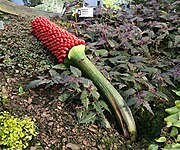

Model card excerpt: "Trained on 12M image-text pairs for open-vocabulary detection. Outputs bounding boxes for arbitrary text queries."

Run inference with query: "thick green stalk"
[68,45,137,141]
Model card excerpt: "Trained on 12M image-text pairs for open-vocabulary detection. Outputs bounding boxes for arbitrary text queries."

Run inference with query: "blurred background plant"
[103,0,132,10]
[34,0,66,13]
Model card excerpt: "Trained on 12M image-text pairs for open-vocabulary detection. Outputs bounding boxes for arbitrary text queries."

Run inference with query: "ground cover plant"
[0,111,37,150]
[0,0,180,149]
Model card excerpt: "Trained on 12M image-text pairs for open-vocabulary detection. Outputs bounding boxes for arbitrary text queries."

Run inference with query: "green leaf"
[70,66,82,77]
[177,134,180,142]
[155,136,166,142]
[80,90,89,111]
[96,49,108,57]
[141,45,151,58]
[84,33,94,41]
[82,97,89,111]
[61,70,71,78]
[164,77,176,87]
[26,79,45,90]
[49,69,62,84]
[18,86,25,95]
[49,69,59,77]
[120,73,135,82]
[79,77,93,89]
[174,35,180,45]
[172,143,180,149]
[99,114,111,128]
[173,90,180,97]
[77,109,83,122]
[1,98,8,104]
[58,92,71,102]
[170,127,178,137]
[165,106,179,115]
[80,90,88,100]
[107,39,119,48]
[91,89,100,100]
[141,67,158,75]
[175,100,180,108]
[168,41,173,48]
[52,64,68,70]
[143,101,154,115]
[164,113,179,127]
[99,100,111,113]
[69,83,81,92]
[163,144,172,149]
[93,101,103,114]
[173,120,180,128]
[148,144,159,150]
[0,129,4,136]
[18,86,24,93]
[108,56,127,65]
[51,75,62,84]
[122,88,136,98]
[156,91,168,101]
[125,42,135,51]
[79,112,96,124]
[127,97,137,106]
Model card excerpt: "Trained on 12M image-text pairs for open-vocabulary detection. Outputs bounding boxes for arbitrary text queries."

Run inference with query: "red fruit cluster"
[31,16,85,63]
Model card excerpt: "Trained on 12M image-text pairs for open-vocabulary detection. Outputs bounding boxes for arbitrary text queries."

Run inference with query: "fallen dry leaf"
[30,146,37,150]
[66,143,80,150]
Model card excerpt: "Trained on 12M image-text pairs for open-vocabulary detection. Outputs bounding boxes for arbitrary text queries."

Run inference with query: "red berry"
[31,16,85,63]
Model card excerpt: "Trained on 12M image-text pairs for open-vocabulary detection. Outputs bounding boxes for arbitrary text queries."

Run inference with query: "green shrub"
[148,90,180,150]
[0,111,37,150]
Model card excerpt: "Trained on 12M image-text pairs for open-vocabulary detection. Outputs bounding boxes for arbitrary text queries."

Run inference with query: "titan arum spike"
[31,16,137,141]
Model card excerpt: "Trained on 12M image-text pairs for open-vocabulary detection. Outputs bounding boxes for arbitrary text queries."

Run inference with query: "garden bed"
[0,0,179,149]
